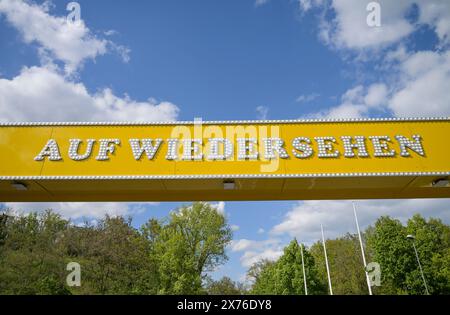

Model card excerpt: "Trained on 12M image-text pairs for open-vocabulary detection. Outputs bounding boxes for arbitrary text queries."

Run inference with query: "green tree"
[366,215,450,295]
[142,202,233,294]
[366,216,413,294]
[310,233,369,295]
[0,203,234,295]
[0,210,71,295]
[2,206,447,296]
[247,259,277,294]
[206,276,245,295]
[276,240,325,295]
[67,216,158,295]
[251,240,326,295]
[0,211,9,247]
[404,215,450,294]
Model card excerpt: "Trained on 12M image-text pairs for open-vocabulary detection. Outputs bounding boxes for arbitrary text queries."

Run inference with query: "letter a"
[34,139,62,161]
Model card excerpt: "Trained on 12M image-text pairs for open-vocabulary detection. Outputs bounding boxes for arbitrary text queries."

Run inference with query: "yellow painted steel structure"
[0,118,449,202]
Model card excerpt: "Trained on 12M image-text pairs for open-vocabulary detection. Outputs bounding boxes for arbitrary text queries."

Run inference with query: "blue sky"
[1,0,354,120]
[1,0,450,283]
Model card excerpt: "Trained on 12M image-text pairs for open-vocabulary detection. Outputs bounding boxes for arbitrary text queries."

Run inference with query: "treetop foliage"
[0,205,448,295]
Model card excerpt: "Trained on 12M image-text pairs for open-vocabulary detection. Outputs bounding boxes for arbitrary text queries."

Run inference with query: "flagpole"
[321,224,333,295]
[300,243,308,295]
[353,201,373,295]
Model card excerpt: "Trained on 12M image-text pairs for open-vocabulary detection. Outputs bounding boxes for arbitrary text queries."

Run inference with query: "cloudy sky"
[1,0,449,282]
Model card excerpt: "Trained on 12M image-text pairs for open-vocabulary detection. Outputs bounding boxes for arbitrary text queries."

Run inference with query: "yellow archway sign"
[1,118,449,202]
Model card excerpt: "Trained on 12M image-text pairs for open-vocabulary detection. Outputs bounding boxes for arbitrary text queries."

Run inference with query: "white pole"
[412,241,430,295]
[300,243,308,295]
[321,224,333,295]
[352,201,373,295]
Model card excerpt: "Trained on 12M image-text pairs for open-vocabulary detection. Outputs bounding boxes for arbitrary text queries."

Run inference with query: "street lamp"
[406,234,430,295]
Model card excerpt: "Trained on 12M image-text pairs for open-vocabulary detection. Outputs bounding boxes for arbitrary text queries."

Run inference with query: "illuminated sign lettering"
[0,118,449,202]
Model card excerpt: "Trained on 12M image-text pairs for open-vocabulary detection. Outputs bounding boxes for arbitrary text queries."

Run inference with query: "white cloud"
[312,103,362,119]
[231,239,256,252]
[257,228,265,234]
[415,0,450,47]
[388,50,450,117]
[0,65,179,122]
[255,0,326,12]
[310,49,450,118]
[256,106,269,120]
[212,201,226,216]
[307,84,388,118]
[231,225,240,232]
[296,93,320,103]
[299,1,450,51]
[305,0,414,50]
[296,1,450,119]
[104,29,118,36]
[298,0,325,12]
[364,83,388,107]
[230,238,283,268]
[271,199,450,245]
[336,0,413,49]
[255,0,270,7]
[0,0,128,74]
[239,248,283,268]
[2,201,158,220]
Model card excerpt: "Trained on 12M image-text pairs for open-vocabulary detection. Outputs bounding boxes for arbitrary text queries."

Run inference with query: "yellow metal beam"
[1,118,449,201]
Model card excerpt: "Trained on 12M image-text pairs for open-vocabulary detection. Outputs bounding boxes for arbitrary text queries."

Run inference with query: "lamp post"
[406,234,430,295]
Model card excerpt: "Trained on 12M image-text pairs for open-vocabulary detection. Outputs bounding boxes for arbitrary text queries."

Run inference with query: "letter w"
[129,139,163,160]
